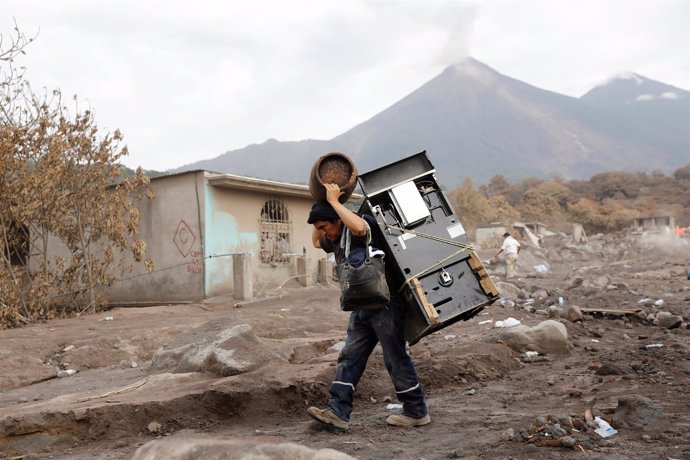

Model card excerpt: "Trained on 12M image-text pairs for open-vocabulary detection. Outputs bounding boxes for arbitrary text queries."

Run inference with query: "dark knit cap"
[307,201,340,224]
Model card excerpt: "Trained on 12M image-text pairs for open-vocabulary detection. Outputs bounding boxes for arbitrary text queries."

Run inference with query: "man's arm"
[325,183,367,237]
[312,226,322,249]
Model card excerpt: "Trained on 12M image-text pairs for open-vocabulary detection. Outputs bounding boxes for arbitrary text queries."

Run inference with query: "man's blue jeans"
[327,296,428,421]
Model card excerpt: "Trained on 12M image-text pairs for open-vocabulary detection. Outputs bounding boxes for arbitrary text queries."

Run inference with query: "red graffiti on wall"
[173,219,196,257]
[187,250,202,274]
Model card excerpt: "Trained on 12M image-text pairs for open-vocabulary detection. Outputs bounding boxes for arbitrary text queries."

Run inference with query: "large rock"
[564,305,584,322]
[582,275,610,290]
[131,437,356,460]
[657,314,683,330]
[612,395,664,431]
[496,281,520,300]
[150,322,280,376]
[486,320,569,355]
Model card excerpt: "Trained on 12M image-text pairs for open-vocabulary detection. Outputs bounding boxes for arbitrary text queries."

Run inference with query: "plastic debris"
[444,335,456,340]
[57,369,77,378]
[100,316,114,321]
[478,319,493,325]
[386,403,403,410]
[533,264,549,274]
[593,416,617,438]
[654,299,664,307]
[522,351,539,358]
[495,317,521,328]
[645,343,664,348]
[558,297,564,307]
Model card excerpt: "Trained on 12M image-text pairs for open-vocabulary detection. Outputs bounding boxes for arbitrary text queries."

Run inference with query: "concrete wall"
[475,226,506,249]
[103,171,325,303]
[106,172,206,303]
[204,184,320,297]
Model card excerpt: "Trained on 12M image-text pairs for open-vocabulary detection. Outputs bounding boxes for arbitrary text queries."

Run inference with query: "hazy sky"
[1,1,688,171]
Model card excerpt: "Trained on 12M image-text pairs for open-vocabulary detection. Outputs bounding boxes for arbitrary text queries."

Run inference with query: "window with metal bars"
[259,199,292,265]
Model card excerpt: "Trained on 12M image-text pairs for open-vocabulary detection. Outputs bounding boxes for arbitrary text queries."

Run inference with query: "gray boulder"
[131,437,355,460]
[658,314,683,330]
[150,322,280,376]
[564,305,584,323]
[496,281,520,300]
[612,395,664,431]
[487,320,569,355]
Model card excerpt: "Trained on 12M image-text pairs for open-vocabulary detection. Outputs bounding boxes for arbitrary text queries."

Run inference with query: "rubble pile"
[503,393,667,453]
[502,413,616,452]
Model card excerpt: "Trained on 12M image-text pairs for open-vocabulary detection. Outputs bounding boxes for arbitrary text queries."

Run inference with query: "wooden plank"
[468,251,499,297]
[480,276,499,297]
[468,251,482,270]
[410,278,438,325]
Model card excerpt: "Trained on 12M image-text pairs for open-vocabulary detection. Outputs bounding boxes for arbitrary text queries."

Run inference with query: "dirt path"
[1,239,689,459]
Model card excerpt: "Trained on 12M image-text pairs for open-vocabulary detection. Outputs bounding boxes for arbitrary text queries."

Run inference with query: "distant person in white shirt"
[494,232,521,278]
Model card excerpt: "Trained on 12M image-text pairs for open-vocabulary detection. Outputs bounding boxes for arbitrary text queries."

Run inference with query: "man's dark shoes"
[307,407,349,430]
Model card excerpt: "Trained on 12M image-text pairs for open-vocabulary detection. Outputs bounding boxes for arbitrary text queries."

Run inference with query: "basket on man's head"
[309,152,358,203]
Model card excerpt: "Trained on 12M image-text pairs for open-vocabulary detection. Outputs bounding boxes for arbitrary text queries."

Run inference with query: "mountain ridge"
[174,58,689,187]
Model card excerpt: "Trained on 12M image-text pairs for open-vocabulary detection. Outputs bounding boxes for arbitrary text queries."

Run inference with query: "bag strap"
[340,220,372,268]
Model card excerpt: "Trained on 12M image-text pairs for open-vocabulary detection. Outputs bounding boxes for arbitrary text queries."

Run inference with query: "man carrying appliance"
[306,183,430,430]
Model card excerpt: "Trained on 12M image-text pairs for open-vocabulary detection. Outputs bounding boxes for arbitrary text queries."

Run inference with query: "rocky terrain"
[0,232,688,459]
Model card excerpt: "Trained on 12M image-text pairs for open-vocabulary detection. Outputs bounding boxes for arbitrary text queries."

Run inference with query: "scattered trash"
[558,296,564,307]
[495,317,521,328]
[386,403,403,410]
[62,345,75,352]
[444,334,456,340]
[593,416,617,438]
[478,319,493,325]
[645,343,664,348]
[521,350,549,363]
[100,316,114,321]
[280,308,290,312]
[57,369,77,378]
[533,264,549,274]
[591,339,599,343]
[638,298,652,304]
[654,299,664,307]
[464,388,476,396]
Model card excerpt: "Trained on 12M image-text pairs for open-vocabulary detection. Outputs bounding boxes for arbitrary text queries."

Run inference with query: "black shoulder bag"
[335,223,390,311]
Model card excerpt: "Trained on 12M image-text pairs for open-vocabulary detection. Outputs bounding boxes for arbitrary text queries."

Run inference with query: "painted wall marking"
[173,219,197,257]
